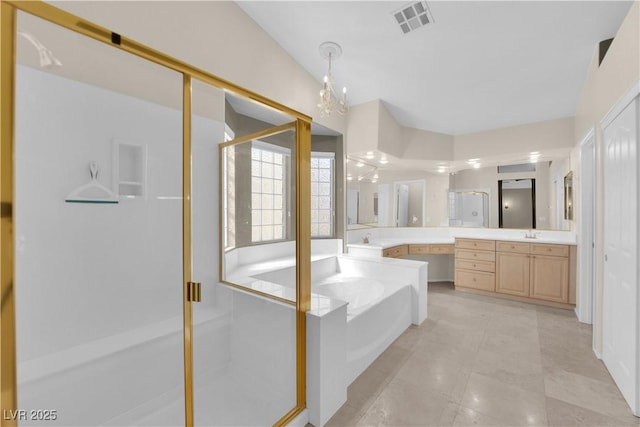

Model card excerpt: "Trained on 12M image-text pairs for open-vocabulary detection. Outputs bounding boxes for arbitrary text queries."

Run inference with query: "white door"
[603,96,638,415]
[396,184,409,226]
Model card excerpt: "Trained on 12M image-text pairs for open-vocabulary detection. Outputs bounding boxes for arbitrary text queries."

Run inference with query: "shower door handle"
[186,281,201,302]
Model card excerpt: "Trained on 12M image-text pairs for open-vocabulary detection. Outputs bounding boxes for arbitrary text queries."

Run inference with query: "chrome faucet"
[524,230,537,239]
[363,233,371,244]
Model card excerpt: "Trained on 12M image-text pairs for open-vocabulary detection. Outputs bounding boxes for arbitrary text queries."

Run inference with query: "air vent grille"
[393,1,433,34]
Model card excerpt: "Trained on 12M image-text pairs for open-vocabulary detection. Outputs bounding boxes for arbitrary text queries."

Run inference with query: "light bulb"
[343,87,347,94]
[323,75,328,83]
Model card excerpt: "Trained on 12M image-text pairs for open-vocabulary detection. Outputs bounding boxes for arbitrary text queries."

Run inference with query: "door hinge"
[186,281,201,302]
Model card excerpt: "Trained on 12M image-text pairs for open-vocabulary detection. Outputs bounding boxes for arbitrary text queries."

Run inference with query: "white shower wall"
[14,64,233,424]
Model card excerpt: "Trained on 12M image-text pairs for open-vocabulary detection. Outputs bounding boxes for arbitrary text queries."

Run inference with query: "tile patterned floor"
[326,283,640,427]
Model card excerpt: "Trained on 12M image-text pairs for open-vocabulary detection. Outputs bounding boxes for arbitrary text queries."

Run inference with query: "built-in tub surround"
[223,243,427,427]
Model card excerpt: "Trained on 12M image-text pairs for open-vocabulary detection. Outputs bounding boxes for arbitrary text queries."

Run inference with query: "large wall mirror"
[347,158,572,231]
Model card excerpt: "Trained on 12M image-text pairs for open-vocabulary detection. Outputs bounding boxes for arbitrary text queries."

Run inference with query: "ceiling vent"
[392,1,434,35]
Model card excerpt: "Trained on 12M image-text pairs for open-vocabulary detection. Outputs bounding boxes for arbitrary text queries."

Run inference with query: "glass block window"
[311,153,334,237]
[251,141,287,243]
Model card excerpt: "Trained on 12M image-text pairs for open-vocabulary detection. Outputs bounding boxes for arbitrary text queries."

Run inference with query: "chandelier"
[317,41,348,117]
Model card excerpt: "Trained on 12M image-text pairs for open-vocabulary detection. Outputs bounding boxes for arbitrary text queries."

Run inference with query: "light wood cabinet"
[454,239,496,292]
[496,252,530,297]
[382,244,408,258]
[530,254,569,303]
[456,239,574,308]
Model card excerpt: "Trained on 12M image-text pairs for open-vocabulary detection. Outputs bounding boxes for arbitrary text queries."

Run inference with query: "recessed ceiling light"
[356,162,364,168]
[379,158,388,165]
[357,176,363,181]
[473,163,481,169]
[365,151,375,159]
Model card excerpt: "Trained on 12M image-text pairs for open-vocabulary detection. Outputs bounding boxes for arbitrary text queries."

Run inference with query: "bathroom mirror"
[346,158,572,230]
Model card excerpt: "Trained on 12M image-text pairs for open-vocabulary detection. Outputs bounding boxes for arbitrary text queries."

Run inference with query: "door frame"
[498,178,536,229]
[577,128,596,325]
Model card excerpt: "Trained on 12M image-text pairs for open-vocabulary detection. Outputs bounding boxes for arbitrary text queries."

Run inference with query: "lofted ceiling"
[237,1,633,136]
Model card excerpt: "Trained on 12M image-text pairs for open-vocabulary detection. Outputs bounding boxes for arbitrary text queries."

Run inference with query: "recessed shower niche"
[113,139,147,198]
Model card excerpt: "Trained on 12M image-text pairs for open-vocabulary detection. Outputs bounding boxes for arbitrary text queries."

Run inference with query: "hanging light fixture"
[317,41,348,117]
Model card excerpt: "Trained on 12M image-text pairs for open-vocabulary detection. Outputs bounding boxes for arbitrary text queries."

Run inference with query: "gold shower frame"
[0,2,312,426]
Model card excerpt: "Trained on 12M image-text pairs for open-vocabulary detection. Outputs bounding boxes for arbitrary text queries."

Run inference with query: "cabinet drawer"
[456,259,495,273]
[496,241,530,254]
[383,245,408,258]
[531,243,569,257]
[455,269,495,292]
[430,244,454,254]
[409,244,454,254]
[455,238,495,251]
[455,249,496,262]
[408,244,430,254]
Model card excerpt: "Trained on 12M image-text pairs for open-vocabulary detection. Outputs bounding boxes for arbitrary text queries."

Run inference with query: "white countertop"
[347,228,577,251]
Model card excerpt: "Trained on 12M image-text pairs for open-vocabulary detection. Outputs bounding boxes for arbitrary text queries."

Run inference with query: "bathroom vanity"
[455,238,575,308]
[346,227,577,309]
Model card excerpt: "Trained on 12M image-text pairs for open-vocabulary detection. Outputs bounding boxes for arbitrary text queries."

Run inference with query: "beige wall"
[51,1,347,135]
[572,2,639,354]
[402,127,454,161]
[346,100,380,154]
[454,117,575,160]
[378,101,405,158]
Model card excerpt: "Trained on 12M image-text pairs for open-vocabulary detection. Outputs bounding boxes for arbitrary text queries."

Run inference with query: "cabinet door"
[496,252,530,297]
[530,255,569,303]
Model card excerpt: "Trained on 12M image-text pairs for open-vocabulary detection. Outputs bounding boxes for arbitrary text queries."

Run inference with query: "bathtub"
[313,273,412,384]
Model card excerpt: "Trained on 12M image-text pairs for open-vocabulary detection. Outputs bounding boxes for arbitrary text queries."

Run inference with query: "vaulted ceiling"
[238,1,633,135]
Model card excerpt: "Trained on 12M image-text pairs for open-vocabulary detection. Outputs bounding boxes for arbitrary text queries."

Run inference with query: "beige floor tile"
[347,366,394,410]
[390,325,423,351]
[544,369,638,423]
[420,318,486,353]
[453,405,520,426]
[367,345,411,376]
[325,403,365,427]
[413,338,478,369]
[394,351,472,402]
[460,372,548,426]
[480,328,540,358]
[471,347,545,393]
[545,396,640,426]
[438,402,460,426]
[327,283,637,427]
[356,379,450,427]
[540,345,614,383]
